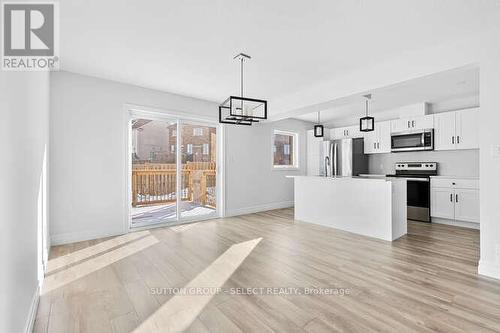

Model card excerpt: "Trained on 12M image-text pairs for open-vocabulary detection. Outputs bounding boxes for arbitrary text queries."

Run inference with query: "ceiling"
[293,65,479,126]
[59,1,498,114]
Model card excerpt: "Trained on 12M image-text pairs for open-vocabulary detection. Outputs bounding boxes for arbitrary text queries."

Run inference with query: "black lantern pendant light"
[360,94,375,132]
[219,53,267,126]
[314,111,324,137]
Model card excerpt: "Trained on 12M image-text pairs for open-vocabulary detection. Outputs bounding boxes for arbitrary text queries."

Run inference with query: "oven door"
[406,178,430,222]
[391,131,433,152]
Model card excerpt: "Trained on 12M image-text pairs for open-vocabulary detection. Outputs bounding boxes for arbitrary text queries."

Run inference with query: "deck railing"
[131,162,216,207]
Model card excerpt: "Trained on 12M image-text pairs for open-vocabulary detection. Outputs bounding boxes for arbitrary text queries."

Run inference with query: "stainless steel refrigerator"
[320,138,368,177]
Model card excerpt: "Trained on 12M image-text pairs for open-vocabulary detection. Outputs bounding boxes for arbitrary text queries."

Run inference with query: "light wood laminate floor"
[36,208,500,332]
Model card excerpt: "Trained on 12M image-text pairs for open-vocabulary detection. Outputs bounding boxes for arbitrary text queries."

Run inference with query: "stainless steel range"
[386,162,438,222]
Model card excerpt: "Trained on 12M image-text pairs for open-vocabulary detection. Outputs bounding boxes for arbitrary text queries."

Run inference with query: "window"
[187,143,193,154]
[193,127,203,136]
[203,143,209,155]
[273,130,298,169]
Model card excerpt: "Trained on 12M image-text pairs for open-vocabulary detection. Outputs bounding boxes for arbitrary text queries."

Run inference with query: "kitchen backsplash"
[368,149,479,177]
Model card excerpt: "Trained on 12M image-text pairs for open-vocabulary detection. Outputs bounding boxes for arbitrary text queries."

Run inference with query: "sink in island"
[288,176,407,241]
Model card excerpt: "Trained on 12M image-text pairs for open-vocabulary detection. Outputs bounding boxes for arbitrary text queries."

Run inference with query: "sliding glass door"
[130,115,218,227]
[180,121,217,219]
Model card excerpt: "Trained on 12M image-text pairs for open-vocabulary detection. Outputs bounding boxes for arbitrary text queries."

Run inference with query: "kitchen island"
[289,176,407,241]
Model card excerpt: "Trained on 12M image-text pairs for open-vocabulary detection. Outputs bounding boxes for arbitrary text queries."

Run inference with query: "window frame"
[272,129,299,170]
[202,143,209,155]
[193,127,203,136]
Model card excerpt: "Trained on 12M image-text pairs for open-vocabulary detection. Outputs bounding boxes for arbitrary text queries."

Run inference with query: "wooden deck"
[36,208,500,332]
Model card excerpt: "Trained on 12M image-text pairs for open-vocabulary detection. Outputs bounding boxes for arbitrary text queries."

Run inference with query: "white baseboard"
[25,286,39,333]
[51,228,126,245]
[478,260,500,280]
[431,217,480,230]
[225,201,294,217]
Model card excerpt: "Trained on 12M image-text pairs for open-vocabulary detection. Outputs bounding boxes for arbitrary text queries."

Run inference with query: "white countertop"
[429,176,479,179]
[286,175,404,182]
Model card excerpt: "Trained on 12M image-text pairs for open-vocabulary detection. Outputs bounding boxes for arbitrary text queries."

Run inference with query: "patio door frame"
[124,104,224,231]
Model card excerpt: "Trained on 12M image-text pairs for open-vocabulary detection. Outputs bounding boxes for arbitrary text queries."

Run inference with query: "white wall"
[368,150,479,177]
[478,41,500,279]
[0,72,50,333]
[50,71,218,244]
[224,119,310,216]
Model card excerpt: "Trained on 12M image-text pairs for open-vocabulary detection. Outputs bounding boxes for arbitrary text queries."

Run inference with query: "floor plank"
[38,208,500,332]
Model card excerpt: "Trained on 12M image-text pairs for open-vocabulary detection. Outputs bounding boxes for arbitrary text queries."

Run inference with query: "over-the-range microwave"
[391,129,434,152]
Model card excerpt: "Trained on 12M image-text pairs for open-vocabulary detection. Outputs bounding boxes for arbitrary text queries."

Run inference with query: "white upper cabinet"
[331,126,362,139]
[391,114,434,133]
[363,121,391,154]
[434,108,479,151]
[434,112,456,150]
[377,121,392,153]
[363,128,377,154]
[455,108,479,150]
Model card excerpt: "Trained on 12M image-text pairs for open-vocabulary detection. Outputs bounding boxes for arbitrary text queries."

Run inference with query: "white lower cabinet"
[430,177,480,225]
[430,188,455,219]
[454,188,480,223]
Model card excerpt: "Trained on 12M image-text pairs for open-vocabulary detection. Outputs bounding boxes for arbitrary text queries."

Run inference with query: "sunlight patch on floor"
[47,231,151,273]
[133,237,262,333]
[42,235,159,295]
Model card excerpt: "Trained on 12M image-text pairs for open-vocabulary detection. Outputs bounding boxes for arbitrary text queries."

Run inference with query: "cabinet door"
[454,189,480,223]
[456,108,479,150]
[431,188,455,219]
[348,125,362,138]
[377,121,392,153]
[363,130,377,154]
[331,127,346,139]
[434,112,456,151]
[391,118,411,133]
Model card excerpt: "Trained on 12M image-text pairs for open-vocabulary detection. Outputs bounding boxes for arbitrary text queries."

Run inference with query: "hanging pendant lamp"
[314,111,324,137]
[360,94,375,132]
[219,53,267,126]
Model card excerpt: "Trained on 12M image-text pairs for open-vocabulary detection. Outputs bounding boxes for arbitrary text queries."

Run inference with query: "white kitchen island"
[290,176,407,241]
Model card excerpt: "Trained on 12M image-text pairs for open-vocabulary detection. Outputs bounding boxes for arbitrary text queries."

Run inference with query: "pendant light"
[314,111,324,137]
[219,53,267,126]
[360,94,375,132]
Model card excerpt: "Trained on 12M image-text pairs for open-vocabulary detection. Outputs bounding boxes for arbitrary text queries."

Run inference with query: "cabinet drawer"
[431,178,479,189]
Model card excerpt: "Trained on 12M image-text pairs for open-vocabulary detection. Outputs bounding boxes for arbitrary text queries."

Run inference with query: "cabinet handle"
[407,121,410,128]
[456,194,458,203]
[450,193,453,202]
[457,136,460,144]
[374,142,376,149]
[412,120,415,127]
[377,142,380,149]
[452,136,454,144]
